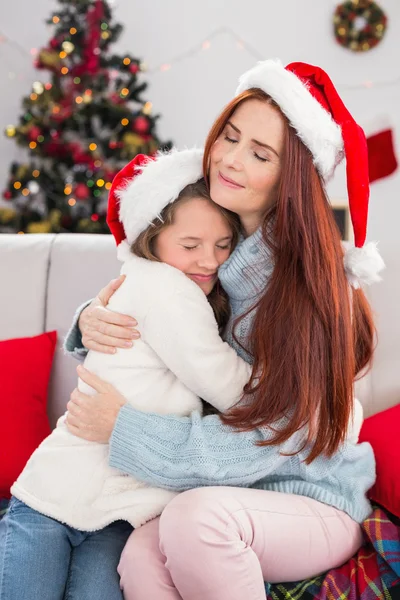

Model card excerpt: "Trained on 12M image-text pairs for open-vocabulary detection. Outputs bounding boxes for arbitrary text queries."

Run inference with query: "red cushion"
[0,331,57,499]
[359,403,400,518]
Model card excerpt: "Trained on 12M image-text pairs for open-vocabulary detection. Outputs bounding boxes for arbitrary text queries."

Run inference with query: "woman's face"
[153,197,233,295]
[209,99,285,236]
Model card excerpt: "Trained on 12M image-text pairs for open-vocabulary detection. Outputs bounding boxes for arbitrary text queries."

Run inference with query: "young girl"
[0,148,251,600]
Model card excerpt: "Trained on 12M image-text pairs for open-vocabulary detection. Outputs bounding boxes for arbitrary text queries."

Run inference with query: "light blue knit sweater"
[64,228,375,523]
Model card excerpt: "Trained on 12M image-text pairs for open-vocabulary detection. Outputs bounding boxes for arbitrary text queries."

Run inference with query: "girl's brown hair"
[131,178,241,332]
[203,89,375,463]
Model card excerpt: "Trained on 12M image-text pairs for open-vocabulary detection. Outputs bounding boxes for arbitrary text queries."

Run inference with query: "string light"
[62,41,74,54]
[30,93,38,101]
[120,87,129,96]
[32,170,40,177]
[32,81,44,94]
[37,135,44,142]
[96,179,105,187]
[87,179,94,187]
[68,198,76,206]
[121,118,129,126]
[52,16,60,24]
[21,188,30,196]
[29,141,37,149]
[13,182,22,190]
[64,185,72,195]
[2,25,400,93]
[59,50,67,59]
[89,143,97,151]
[101,31,110,40]
[45,83,52,90]
[91,213,99,221]
[6,126,16,137]
[142,102,152,115]
[105,182,112,190]
[61,67,69,75]
[75,96,83,104]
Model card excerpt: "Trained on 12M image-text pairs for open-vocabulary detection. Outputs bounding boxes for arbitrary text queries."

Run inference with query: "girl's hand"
[66,365,127,443]
[78,275,140,354]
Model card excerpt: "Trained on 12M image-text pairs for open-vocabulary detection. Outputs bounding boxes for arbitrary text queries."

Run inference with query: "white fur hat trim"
[117,147,204,245]
[235,60,344,181]
[343,241,385,289]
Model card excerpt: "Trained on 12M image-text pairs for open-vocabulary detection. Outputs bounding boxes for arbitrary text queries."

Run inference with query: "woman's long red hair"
[204,89,375,463]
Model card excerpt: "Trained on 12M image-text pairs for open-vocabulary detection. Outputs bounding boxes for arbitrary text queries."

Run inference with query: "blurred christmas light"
[21,188,30,196]
[105,182,112,190]
[76,96,83,104]
[120,87,129,96]
[14,182,22,190]
[62,41,74,54]
[45,82,52,90]
[61,67,69,75]
[121,118,129,126]
[68,198,76,206]
[69,27,77,35]
[29,141,37,149]
[32,170,40,178]
[6,126,16,137]
[96,179,105,187]
[59,51,67,59]
[64,186,72,195]
[33,81,44,94]
[28,181,40,194]
[73,77,81,84]
[30,93,38,101]
[123,57,131,65]
[142,102,152,115]
[89,143,97,151]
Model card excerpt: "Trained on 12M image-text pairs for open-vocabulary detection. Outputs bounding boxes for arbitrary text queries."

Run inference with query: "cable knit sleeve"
[142,284,252,412]
[63,299,92,359]
[109,405,299,491]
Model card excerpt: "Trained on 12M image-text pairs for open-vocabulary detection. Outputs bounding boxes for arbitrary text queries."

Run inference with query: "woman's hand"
[79,275,140,354]
[66,365,127,443]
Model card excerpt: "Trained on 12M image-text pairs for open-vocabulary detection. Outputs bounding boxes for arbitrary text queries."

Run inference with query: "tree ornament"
[133,116,149,134]
[333,1,387,52]
[74,182,90,200]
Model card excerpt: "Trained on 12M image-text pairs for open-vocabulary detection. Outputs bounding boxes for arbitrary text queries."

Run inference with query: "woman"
[65,60,383,599]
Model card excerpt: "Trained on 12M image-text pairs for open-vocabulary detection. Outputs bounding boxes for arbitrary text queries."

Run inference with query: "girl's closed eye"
[224,135,238,144]
[183,245,198,251]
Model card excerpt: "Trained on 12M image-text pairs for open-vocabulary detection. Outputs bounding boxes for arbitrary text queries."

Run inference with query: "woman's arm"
[109,404,297,491]
[63,276,139,357]
[66,367,297,491]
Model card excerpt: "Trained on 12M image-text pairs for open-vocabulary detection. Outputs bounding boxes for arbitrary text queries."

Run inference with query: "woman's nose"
[222,145,243,170]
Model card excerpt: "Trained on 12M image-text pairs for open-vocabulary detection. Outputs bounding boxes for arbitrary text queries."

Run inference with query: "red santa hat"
[107,148,204,250]
[235,59,385,288]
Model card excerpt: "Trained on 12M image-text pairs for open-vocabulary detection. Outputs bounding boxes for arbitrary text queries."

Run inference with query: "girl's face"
[209,99,285,236]
[153,197,233,295]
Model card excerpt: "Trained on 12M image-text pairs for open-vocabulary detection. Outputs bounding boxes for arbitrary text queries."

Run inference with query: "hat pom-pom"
[343,241,385,289]
[117,240,132,263]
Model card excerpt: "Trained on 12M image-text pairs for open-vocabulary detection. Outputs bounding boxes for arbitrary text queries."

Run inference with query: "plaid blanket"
[267,506,400,600]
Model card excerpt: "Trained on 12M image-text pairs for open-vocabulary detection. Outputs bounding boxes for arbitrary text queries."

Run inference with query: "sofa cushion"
[359,403,400,518]
[0,331,57,498]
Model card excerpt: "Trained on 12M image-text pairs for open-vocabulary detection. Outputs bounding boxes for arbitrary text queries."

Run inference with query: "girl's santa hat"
[235,59,385,288]
[107,148,204,253]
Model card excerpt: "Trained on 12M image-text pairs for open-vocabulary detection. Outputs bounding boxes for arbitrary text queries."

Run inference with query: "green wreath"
[333,0,387,52]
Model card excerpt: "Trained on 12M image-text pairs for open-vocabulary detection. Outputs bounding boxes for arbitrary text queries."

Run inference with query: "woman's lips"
[218,172,244,189]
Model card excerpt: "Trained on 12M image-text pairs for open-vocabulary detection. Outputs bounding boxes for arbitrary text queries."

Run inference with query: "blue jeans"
[0,498,133,600]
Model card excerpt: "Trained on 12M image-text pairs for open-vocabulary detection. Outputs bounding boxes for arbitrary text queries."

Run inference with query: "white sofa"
[0,233,398,426]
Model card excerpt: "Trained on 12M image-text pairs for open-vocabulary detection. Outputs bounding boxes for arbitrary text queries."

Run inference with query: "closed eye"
[254,153,269,162]
[224,135,238,144]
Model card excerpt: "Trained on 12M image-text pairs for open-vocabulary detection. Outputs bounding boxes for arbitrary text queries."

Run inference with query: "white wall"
[1,0,400,414]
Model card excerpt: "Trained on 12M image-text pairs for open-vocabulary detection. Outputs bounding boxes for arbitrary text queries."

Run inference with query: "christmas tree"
[1,0,171,234]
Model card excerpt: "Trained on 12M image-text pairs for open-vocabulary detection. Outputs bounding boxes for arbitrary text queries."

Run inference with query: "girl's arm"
[142,283,251,412]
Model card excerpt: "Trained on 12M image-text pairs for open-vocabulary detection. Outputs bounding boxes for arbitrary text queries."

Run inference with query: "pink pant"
[118,487,363,600]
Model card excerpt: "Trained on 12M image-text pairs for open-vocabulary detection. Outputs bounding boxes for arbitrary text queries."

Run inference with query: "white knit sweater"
[12,254,251,531]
